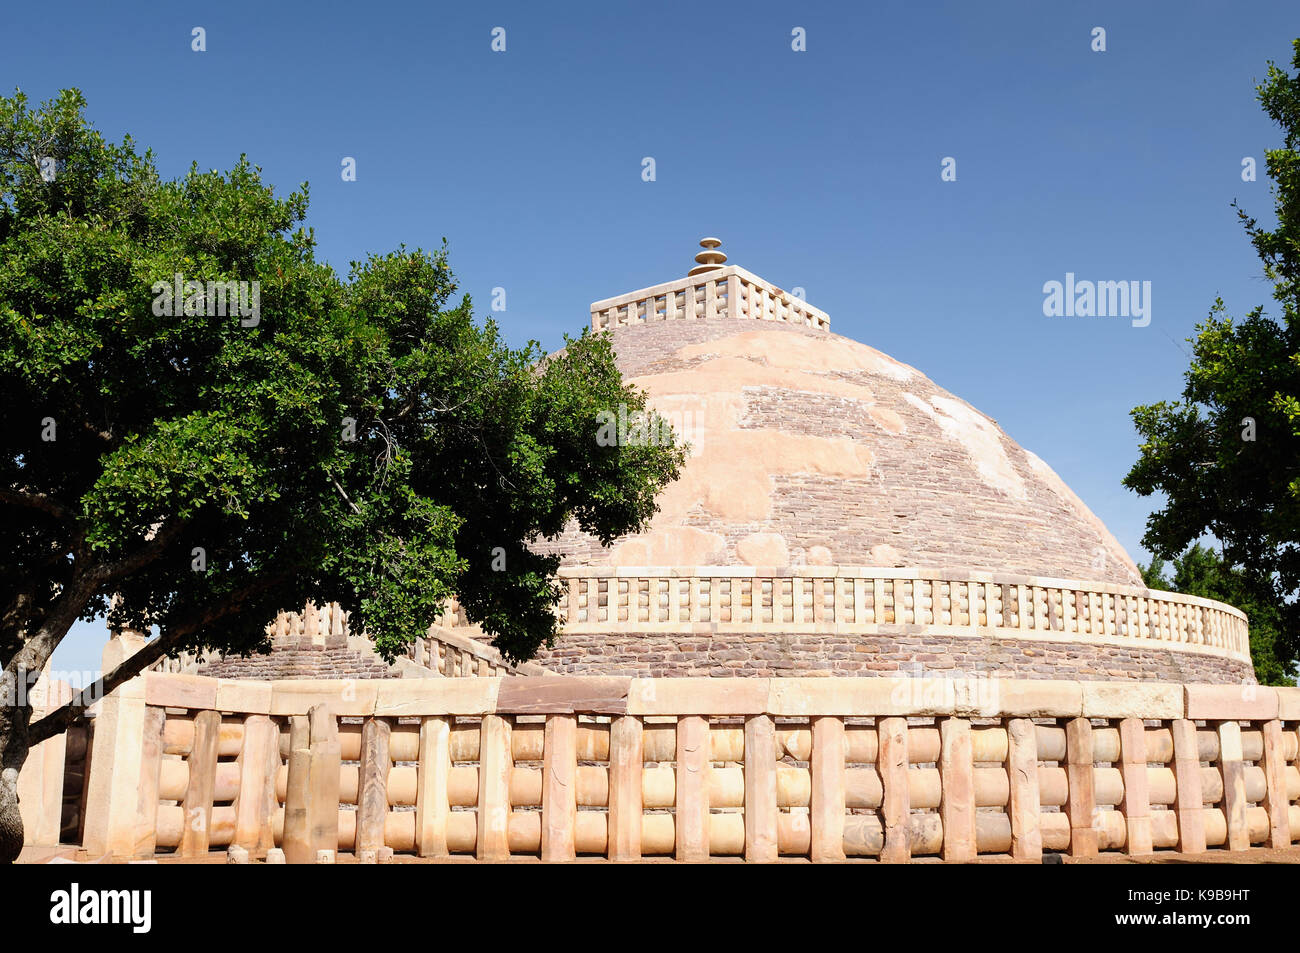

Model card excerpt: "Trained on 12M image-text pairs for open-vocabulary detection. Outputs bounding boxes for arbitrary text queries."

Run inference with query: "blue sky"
[4,0,1298,676]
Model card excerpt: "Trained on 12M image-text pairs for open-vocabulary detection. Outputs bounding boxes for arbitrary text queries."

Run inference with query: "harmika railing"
[589,264,831,334]
[30,672,1299,862]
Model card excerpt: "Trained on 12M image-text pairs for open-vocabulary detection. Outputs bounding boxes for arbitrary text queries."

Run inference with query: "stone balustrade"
[26,672,1297,862]
[589,264,830,334]
[553,567,1251,664]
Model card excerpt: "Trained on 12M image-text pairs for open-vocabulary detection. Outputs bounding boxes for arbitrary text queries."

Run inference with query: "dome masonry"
[552,238,1142,584]
[526,240,1255,683]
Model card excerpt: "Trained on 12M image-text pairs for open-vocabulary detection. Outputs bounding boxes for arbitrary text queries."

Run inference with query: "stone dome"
[551,316,1141,586]
[527,241,1252,685]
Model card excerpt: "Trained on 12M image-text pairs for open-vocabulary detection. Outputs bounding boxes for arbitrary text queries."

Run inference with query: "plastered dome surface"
[548,317,1141,586]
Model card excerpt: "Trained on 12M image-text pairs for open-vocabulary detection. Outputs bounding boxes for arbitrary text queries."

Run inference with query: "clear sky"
[4,0,1298,677]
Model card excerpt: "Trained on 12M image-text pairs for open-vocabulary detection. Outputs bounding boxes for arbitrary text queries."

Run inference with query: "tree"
[1125,39,1300,681]
[0,89,685,861]
[1140,547,1291,685]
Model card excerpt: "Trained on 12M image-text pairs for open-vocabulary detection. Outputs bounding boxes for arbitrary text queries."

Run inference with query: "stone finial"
[687,237,727,277]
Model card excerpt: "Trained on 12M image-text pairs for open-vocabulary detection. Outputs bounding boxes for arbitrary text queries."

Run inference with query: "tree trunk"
[0,692,31,864]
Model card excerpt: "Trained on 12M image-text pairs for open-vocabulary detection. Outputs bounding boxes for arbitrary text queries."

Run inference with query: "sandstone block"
[215,679,273,714]
[994,680,1083,718]
[1185,684,1278,721]
[374,677,499,716]
[144,672,218,711]
[630,678,768,715]
[1275,687,1300,721]
[271,679,378,716]
[1082,682,1181,719]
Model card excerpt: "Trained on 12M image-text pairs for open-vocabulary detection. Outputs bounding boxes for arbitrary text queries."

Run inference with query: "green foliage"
[1125,41,1300,681]
[0,88,685,676]
[1140,546,1293,685]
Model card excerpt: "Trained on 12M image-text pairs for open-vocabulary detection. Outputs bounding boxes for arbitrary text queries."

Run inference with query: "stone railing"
[143,600,539,679]
[554,567,1251,664]
[28,672,1300,862]
[407,624,550,678]
[589,264,830,334]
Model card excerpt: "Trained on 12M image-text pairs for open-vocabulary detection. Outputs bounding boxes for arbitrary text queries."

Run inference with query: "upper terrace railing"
[148,601,544,678]
[553,567,1252,663]
[589,265,831,333]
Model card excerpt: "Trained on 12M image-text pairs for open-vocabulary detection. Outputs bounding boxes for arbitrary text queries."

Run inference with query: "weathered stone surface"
[810,716,846,862]
[374,678,498,717]
[536,317,1143,586]
[939,719,976,862]
[629,678,766,715]
[215,680,272,715]
[995,680,1083,718]
[1185,684,1279,721]
[1006,718,1042,861]
[1274,687,1300,722]
[877,717,909,863]
[144,672,217,711]
[271,680,378,717]
[744,715,779,862]
[498,677,630,714]
[1083,682,1182,720]
[1064,718,1098,858]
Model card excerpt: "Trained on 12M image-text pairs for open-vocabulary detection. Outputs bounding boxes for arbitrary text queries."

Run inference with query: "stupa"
[524,240,1252,684]
[168,240,1252,685]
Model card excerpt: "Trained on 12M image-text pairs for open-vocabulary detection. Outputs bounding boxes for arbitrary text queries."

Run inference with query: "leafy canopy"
[1124,40,1300,682]
[0,89,685,707]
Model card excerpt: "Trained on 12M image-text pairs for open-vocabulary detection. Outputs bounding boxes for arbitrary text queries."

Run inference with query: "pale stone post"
[282,714,312,863]
[810,716,845,862]
[415,716,451,857]
[743,714,778,862]
[675,715,710,862]
[477,714,511,861]
[608,714,643,861]
[356,717,391,857]
[179,709,220,857]
[82,633,149,857]
[541,714,577,862]
[878,716,910,863]
[1260,720,1291,848]
[1216,720,1249,851]
[306,704,340,858]
[939,717,976,862]
[1006,718,1042,861]
[232,713,278,855]
[1064,717,1098,857]
[16,673,72,847]
[132,705,165,857]
[1117,718,1153,855]
[1171,719,1206,853]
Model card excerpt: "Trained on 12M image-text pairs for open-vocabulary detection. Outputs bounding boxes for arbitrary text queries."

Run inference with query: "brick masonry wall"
[190,632,398,680]
[535,318,1144,585]
[533,631,1254,684]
